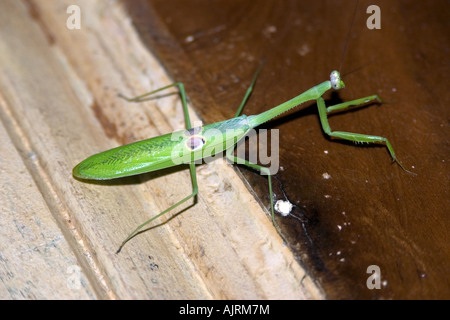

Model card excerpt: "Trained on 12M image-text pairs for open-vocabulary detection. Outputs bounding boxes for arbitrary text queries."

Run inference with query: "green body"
[73,70,412,252]
[73,79,337,181]
[73,116,252,180]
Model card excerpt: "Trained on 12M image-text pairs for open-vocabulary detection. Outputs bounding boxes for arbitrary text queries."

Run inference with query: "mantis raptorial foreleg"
[315,95,414,174]
[325,94,382,113]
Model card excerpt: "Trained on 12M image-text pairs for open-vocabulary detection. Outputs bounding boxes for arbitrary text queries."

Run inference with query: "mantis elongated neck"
[247,80,331,129]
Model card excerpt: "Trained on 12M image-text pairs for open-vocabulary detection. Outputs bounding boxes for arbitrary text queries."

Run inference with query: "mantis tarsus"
[73,66,412,253]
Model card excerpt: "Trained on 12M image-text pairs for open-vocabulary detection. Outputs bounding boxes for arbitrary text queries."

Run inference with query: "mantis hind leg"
[117,83,199,252]
[225,148,283,238]
[116,162,198,253]
[316,96,414,174]
[119,82,192,129]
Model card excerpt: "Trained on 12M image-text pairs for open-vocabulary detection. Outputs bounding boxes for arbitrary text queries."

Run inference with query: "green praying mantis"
[73,63,413,252]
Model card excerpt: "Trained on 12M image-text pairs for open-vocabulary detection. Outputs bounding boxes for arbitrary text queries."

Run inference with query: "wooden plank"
[0,117,96,299]
[124,0,450,299]
[0,0,322,299]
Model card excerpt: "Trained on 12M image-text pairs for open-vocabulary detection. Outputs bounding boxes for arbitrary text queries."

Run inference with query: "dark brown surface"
[124,0,449,299]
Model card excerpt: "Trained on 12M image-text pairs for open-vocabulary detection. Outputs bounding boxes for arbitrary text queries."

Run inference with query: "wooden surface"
[0,0,448,300]
[124,0,450,299]
[0,0,320,299]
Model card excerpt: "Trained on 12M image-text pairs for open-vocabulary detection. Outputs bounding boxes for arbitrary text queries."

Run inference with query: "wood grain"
[0,0,320,299]
[124,0,450,299]
[1,0,447,300]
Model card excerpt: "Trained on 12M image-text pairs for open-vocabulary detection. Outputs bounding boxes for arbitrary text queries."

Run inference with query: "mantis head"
[330,70,345,90]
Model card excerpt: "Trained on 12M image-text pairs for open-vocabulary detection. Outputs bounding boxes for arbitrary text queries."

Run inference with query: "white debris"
[274,200,293,216]
[322,172,331,179]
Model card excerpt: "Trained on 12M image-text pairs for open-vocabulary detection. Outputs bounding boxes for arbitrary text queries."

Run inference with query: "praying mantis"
[73,63,413,252]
